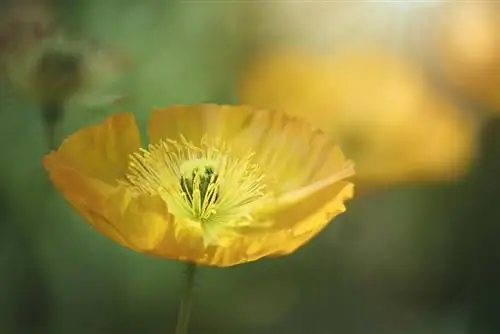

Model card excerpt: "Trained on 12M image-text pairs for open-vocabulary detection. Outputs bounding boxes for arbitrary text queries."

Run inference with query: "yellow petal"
[44,155,169,252]
[53,112,141,184]
[148,217,206,263]
[44,112,167,252]
[267,181,354,256]
[254,168,354,235]
[230,106,351,194]
[147,104,256,145]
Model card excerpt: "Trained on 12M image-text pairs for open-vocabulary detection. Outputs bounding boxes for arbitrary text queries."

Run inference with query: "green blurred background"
[1,1,500,333]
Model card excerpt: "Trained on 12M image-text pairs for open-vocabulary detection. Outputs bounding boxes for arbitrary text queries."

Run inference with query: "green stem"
[40,102,64,151]
[175,263,197,334]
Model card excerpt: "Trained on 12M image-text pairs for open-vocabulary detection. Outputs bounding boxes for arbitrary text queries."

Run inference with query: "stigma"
[179,159,221,220]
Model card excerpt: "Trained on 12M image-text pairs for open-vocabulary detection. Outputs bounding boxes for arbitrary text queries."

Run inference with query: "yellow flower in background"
[43,104,354,267]
[433,2,500,113]
[239,50,431,141]
[239,49,479,186]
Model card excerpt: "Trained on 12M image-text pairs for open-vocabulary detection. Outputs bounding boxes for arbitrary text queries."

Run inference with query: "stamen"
[119,136,269,234]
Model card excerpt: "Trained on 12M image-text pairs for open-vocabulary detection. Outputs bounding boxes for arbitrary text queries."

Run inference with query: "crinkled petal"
[257,174,353,231]
[182,180,354,267]
[148,218,206,262]
[147,104,256,145]
[231,107,350,191]
[44,155,169,251]
[54,112,141,184]
[264,181,354,256]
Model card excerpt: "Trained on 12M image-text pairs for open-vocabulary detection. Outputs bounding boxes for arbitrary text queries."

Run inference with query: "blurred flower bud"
[6,34,129,107]
[32,43,83,105]
[3,30,131,149]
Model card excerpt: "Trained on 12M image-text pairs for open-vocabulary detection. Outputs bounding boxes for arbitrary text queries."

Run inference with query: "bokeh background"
[1,1,500,333]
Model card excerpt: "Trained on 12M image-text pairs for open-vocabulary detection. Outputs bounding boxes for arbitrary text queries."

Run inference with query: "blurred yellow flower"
[433,2,500,112]
[239,50,478,185]
[43,104,354,267]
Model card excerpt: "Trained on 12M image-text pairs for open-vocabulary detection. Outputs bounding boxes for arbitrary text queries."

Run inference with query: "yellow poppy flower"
[43,104,354,267]
[240,50,478,185]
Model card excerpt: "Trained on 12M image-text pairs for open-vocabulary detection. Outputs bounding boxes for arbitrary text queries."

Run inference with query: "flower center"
[121,136,269,231]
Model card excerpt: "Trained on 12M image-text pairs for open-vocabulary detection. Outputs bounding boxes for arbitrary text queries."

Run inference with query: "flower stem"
[40,102,64,151]
[175,263,197,334]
